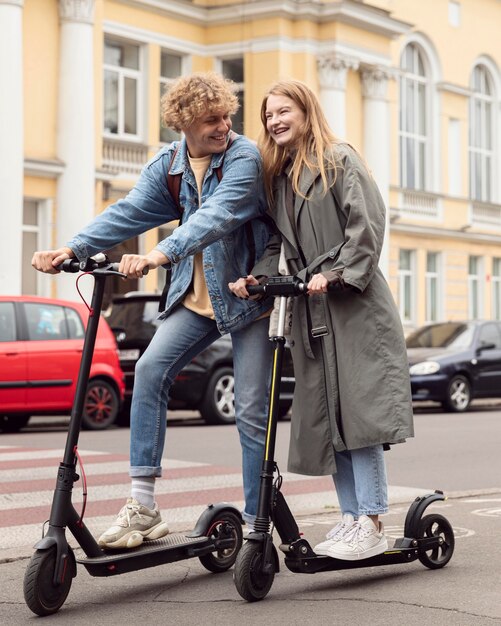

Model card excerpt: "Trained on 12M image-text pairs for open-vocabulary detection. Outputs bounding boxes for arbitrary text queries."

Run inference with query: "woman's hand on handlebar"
[228,275,260,300]
[307,273,329,295]
[119,249,169,278]
[31,247,75,274]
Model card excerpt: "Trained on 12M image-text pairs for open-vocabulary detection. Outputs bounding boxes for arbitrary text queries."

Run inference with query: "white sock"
[131,477,155,509]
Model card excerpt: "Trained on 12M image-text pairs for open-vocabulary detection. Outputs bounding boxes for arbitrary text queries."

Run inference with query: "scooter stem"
[62,273,106,464]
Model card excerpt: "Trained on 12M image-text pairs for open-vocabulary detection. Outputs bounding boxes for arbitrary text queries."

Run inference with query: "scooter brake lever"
[92,267,127,278]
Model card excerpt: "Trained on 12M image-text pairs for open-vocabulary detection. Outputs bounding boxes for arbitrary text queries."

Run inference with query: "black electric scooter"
[23,255,243,616]
[233,275,455,602]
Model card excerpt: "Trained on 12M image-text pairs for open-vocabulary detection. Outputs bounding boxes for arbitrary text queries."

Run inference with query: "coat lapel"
[294,166,317,228]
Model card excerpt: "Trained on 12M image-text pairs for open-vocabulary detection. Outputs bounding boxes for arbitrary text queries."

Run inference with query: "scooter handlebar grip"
[247,284,266,296]
[110,263,149,275]
[58,259,81,273]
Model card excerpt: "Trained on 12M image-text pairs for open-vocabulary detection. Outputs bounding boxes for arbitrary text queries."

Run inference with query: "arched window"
[399,44,429,190]
[469,64,494,203]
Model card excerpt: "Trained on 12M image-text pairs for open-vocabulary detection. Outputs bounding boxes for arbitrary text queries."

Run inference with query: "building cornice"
[437,81,471,97]
[390,222,501,244]
[0,1,24,7]
[24,158,65,178]
[114,0,411,37]
[103,20,393,67]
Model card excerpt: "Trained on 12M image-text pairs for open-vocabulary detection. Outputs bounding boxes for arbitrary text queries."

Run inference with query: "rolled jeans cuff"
[129,466,162,478]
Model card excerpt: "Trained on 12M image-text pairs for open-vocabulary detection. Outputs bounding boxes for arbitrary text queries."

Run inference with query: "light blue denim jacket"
[68,133,273,334]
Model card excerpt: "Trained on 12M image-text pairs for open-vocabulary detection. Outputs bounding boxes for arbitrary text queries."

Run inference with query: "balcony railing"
[471,201,501,227]
[102,139,149,177]
[398,189,440,219]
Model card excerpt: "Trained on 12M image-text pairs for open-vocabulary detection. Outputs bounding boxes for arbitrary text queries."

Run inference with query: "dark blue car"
[407,320,501,412]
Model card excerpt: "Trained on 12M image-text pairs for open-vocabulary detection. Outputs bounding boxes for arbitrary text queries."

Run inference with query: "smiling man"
[32,72,274,549]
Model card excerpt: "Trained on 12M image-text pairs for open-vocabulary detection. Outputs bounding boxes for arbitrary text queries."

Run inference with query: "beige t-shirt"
[182,154,215,319]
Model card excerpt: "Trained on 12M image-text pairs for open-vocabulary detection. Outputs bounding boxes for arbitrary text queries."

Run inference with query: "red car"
[0,296,125,432]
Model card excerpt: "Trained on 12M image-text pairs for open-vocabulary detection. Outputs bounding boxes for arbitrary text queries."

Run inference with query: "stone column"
[317,55,358,140]
[0,0,24,294]
[361,65,392,278]
[57,0,95,300]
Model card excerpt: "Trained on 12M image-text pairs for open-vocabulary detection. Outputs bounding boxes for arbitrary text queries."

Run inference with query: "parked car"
[105,292,295,425]
[407,320,501,412]
[0,296,125,432]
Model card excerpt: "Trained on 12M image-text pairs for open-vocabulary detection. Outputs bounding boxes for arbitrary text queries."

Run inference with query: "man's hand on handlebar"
[228,275,261,300]
[118,249,169,278]
[32,247,75,274]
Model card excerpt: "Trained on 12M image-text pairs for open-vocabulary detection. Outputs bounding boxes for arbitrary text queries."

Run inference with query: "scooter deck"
[284,546,419,574]
[76,533,211,576]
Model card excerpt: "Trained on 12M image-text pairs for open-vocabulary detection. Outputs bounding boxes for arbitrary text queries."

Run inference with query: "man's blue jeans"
[129,305,272,525]
[332,445,389,517]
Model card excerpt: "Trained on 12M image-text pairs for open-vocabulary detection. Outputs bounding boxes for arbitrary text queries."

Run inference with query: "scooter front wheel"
[418,513,455,569]
[234,540,275,602]
[199,510,243,573]
[23,546,75,616]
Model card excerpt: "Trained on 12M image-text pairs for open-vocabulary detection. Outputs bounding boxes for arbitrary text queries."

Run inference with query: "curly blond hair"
[161,71,240,132]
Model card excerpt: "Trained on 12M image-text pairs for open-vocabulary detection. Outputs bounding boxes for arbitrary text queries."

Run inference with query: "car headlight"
[409,361,441,375]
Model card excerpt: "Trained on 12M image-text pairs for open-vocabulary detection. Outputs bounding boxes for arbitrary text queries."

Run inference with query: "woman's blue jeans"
[333,445,388,517]
[129,305,272,525]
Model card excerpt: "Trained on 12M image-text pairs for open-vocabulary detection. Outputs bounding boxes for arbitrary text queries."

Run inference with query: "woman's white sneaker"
[313,514,355,556]
[326,515,388,560]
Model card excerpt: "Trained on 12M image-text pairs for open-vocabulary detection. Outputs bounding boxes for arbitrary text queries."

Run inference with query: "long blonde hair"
[258,79,338,205]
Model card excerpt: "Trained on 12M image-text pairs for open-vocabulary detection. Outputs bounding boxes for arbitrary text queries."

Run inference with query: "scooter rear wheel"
[234,540,275,602]
[199,510,243,573]
[417,513,455,569]
[23,546,75,616]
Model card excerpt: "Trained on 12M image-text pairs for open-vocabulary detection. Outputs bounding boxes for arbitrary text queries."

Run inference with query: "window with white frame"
[398,249,416,323]
[425,252,441,322]
[468,255,483,319]
[469,65,494,203]
[104,39,141,139]
[221,58,244,134]
[22,200,41,295]
[159,51,182,144]
[399,44,429,191]
[492,258,501,320]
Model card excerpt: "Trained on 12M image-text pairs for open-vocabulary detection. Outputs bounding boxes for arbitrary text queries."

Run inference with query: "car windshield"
[406,323,474,350]
[105,299,161,341]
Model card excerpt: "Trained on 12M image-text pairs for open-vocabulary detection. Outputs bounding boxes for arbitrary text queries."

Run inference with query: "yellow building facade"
[1,0,500,329]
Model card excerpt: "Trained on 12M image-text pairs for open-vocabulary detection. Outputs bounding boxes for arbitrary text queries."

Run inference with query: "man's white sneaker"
[313,514,355,556]
[98,498,170,549]
[326,515,388,560]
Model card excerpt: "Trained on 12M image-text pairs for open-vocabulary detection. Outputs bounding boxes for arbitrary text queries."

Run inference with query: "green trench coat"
[253,143,414,476]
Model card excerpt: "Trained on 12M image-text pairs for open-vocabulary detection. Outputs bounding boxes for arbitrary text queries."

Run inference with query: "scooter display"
[23,255,243,616]
[233,275,455,602]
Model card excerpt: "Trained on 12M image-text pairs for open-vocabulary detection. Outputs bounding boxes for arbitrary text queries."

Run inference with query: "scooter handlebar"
[247,276,307,298]
[58,257,149,275]
[247,275,341,298]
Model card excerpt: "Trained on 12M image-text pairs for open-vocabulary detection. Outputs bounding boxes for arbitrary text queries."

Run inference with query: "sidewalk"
[2,489,500,625]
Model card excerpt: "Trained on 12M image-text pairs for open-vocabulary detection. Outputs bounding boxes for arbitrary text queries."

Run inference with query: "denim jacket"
[67,134,273,334]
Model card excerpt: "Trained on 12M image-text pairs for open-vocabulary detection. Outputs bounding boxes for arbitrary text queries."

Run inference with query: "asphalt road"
[0,404,500,624]
[7,401,501,493]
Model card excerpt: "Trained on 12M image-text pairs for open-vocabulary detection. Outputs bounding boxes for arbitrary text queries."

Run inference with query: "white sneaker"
[327,515,388,561]
[243,523,255,537]
[98,498,170,549]
[313,514,355,555]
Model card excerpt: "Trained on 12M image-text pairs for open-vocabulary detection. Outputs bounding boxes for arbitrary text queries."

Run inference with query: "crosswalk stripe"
[0,446,430,554]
